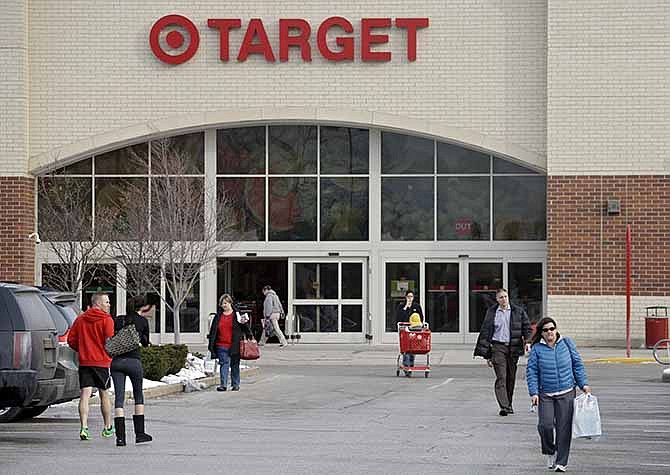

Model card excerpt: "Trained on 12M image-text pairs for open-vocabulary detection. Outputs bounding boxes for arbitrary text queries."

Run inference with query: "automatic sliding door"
[508,262,543,325]
[385,262,420,332]
[425,263,459,332]
[292,260,366,335]
[468,263,502,333]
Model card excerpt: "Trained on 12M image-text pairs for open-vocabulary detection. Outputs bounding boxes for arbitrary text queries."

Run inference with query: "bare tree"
[37,175,111,295]
[108,138,239,344]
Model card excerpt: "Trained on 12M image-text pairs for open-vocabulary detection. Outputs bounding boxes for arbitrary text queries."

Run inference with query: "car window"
[57,303,79,326]
[41,296,68,335]
[13,292,55,330]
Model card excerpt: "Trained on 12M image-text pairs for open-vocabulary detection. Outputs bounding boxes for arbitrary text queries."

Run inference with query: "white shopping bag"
[572,393,602,439]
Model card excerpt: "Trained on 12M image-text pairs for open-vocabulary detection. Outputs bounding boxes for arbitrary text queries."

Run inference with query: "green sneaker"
[101,426,115,438]
[79,427,91,440]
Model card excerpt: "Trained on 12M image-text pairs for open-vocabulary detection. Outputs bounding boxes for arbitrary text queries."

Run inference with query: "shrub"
[140,344,189,381]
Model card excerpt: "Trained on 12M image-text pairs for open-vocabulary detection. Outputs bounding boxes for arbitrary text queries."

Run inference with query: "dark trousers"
[538,389,575,467]
[110,357,145,408]
[490,342,519,410]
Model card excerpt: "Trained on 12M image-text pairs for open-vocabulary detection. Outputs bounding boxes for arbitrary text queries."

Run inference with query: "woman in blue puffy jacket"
[526,317,591,473]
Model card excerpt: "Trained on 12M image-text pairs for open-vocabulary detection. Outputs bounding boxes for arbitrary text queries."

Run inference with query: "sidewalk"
[188,342,658,367]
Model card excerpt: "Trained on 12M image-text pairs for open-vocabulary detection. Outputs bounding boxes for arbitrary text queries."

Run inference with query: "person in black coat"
[208,294,252,392]
[395,290,424,375]
[110,295,153,446]
[473,288,531,416]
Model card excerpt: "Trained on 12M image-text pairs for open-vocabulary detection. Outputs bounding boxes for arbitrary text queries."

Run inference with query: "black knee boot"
[133,414,153,443]
[114,417,126,446]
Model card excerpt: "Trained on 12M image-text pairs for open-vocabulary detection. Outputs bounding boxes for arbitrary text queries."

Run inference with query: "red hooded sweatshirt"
[67,307,114,367]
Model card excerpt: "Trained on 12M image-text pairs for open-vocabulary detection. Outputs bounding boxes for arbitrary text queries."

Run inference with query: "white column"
[202,128,218,342]
[368,128,382,343]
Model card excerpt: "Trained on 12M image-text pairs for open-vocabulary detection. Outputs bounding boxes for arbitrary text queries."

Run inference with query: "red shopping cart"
[396,322,431,378]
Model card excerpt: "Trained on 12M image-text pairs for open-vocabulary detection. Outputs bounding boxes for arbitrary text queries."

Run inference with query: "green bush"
[140,344,189,381]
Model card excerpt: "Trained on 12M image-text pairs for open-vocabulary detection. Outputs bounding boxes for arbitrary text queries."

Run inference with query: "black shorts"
[78,366,111,390]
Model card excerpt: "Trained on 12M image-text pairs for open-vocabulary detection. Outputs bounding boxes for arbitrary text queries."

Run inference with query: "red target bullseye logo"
[149,15,200,65]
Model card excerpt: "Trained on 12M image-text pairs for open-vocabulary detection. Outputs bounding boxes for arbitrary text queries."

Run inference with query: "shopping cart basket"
[396,322,431,378]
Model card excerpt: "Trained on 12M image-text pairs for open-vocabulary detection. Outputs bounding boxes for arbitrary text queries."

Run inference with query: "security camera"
[28,232,41,245]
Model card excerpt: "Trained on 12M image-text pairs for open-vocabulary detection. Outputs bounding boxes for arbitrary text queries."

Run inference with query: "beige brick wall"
[21,0,547,164]
[548,295,669,347]
[0,1,28,175]
[547,0,670,175]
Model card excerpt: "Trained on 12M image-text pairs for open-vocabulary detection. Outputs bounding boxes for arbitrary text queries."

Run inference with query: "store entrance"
[217,258,288,341]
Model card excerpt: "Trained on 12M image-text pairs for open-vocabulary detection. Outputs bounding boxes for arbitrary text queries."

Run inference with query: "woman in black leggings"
[110,295,153,446]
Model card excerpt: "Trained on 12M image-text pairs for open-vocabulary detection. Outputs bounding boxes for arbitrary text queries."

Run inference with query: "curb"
[89,366,260,404]
[583,357,655,364]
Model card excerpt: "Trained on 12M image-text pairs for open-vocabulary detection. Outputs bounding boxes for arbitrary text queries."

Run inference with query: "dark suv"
[0,283,80,422]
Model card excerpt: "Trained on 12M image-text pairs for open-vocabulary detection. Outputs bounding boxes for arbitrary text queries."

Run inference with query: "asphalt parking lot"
[0,362,667,474]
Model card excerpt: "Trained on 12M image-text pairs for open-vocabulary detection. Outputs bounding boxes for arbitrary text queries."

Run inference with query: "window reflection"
[437,177,490,240]
[55,158,92,175]
[320,178,369,241]
[320,127,369,174]
[218,178,265,241]
[381,132,433,174]
[151,177,204,240]
[152,133,204,175]
[268,177,316,241]
[217,127,265,174]
[494,176,546,240]
[96,143,148,175]
[38,177,92,242]
[269,126,317,174]
[493,157,539,174]
[381,177,433,240]
[95,177,148,240]
[437,142,490,174]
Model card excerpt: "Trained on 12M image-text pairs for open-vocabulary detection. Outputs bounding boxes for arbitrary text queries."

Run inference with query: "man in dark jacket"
[473,288,531,416]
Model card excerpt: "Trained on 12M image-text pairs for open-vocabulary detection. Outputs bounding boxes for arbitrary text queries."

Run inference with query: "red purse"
[239,337,260,360]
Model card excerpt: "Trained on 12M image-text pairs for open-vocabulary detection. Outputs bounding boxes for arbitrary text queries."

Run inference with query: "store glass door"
[425,262,460,333]
[467,262,503,335]
[290,258,367,340]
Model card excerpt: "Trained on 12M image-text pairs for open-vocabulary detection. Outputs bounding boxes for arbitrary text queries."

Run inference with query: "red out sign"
[455,218,473,237]
[149,15,429,65]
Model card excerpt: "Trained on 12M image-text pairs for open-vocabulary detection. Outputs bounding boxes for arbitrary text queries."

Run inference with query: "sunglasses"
[541,327,556,333]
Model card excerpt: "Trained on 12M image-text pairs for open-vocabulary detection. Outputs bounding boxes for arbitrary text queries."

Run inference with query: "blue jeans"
[402,353,415,367]
[217,346,241,388]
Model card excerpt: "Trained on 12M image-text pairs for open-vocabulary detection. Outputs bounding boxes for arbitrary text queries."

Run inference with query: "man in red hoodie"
[67,292,115,441]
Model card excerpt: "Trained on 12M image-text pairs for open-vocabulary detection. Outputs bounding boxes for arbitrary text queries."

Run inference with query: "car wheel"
[0,406,48,423]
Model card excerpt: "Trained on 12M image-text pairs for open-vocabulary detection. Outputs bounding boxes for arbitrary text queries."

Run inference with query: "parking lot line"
[427,377,454,390]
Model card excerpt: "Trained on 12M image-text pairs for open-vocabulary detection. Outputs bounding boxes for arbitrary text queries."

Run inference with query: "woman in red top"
[207,294,252,391]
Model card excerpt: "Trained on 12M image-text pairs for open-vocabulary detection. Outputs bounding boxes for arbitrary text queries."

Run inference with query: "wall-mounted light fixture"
[607,199,621,215]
